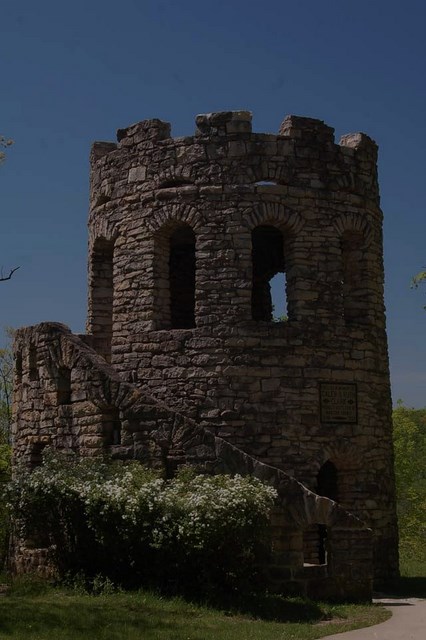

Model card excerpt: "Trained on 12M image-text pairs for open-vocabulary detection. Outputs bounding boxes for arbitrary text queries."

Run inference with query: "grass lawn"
[383,551,426,599]
[0,579,390,640]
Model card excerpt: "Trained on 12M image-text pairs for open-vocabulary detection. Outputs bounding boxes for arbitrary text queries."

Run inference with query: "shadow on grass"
[169,586,329,623]
[217,592,329,622]
[377,576,426,599]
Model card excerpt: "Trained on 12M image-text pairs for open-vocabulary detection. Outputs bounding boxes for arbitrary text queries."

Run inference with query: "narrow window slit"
[341,231,368,324]
[29,443,46,470]
[57,367,72,405]
[303,461,338,565]
[169,226,196,329]
[29,344,38,381]
[15,351,23,383]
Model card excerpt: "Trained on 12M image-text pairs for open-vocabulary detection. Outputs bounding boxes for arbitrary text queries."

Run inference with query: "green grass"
[0,578,390,640]
[380,548,426,599]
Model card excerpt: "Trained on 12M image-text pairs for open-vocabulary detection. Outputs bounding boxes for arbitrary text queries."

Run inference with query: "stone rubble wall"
[12,322,373,600]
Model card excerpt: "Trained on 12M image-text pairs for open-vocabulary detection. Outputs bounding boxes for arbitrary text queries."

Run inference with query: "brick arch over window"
[87,236,115,361]
[146,204,204,235]
[154,222,196,330]
[245,202,304,235]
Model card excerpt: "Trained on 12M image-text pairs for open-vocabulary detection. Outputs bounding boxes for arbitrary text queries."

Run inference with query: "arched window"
[303,461,339,565]
[170,226,196,328]
[317,460,338,502]
[29,344,38,381]
[88,238,114,361]
[251,225,288,321]
[29,442,46,470]
[15,351,23,384]
[155,223,196,329]
[102,407,122,446]
[341,231,368,324]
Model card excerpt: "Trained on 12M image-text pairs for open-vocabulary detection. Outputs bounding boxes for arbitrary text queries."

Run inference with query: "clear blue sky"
[1,0,425,406]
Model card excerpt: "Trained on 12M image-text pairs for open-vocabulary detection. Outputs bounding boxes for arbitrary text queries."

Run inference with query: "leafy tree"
[0,442,11,567]
[0,328,14,445]
[0,329,13,566]
[393,402,426,563]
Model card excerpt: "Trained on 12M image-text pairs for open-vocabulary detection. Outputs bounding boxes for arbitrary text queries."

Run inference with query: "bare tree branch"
[0,267,20,282]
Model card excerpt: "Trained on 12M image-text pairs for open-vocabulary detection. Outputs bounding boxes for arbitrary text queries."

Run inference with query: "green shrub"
[393,403,426,565]
[0,443,11,568]
[6,452,277,596]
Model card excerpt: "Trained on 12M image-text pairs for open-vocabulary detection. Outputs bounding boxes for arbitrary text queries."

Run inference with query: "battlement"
[89,111,380,213]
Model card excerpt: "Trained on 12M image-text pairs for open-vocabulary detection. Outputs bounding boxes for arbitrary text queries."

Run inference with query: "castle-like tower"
[13,111,398,590]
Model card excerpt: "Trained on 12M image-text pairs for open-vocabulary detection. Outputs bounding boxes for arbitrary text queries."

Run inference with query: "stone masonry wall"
[12,323,373,600]
[85,111,398,580]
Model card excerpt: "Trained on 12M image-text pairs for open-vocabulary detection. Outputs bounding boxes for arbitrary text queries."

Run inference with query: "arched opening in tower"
[341,230,368,324]
[57,366,72,405]
[29,344,38,381]
[251,225,286,321]
[169,225,196,329]
[102,406,122,447]
[303,460,338,565]
[317,460,338,564]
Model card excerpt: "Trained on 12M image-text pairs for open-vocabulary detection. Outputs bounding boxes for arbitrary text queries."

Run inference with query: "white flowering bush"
[6,452,277,596]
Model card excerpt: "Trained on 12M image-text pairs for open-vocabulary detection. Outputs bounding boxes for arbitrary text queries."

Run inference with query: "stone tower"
[13,111,398,588]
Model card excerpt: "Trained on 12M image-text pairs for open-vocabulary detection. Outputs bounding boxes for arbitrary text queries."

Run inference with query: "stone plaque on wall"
[320,382,358,423]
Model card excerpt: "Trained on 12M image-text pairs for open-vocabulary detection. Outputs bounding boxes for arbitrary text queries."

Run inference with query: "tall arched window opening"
[102,407,122,447]
[155,223,196,330]
[57,366,72,405]
[29,344,38,382]
[252,225,288,321]
[29,442,46,470]
[88,238,114,361]
[303,460,338,565]
[341,231,368,324]
[169,226,196,329]
[15,351,23,384]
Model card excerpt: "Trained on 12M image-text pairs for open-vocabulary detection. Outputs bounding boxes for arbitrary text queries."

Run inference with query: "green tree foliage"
[0,330,13,566]
[393,402,426,563]
[0,443,11,566]
[0,328,14,444]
